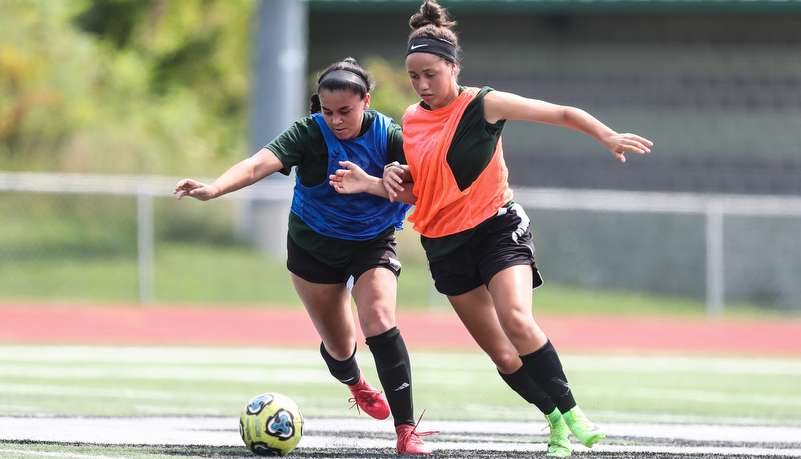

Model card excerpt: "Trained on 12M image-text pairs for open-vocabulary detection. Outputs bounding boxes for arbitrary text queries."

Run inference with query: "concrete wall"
[308,9,801,195]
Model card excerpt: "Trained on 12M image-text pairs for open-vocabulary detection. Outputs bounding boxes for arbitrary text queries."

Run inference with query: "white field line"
[5,360,801,380]
[0,450,129,459]
[0,364,331,384]
[3,345,801,418]
[4,346,801,376]
[1,417,800,457]
[0,344,801,379]
[4,378,801,412]
[0,346,325,365]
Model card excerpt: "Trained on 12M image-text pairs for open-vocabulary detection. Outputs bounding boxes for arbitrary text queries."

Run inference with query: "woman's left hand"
[606,133,653,163]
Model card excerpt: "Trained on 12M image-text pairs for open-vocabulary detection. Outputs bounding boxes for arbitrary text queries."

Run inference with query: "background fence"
[2,172,800,315]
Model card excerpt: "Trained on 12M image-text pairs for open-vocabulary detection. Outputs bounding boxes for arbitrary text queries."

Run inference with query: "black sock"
[519,340,576,413]
[319,341,360,385]
[498,367,557,415]
[365,327,414,426]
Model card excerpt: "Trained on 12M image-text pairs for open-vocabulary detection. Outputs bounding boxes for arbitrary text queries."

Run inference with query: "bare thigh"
[350,267,398,338]
[448,286,523,374]
[487,264,548,355]
[291,273,355,360]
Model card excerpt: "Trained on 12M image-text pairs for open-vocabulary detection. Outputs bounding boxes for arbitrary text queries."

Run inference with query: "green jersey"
[267,111,406,267]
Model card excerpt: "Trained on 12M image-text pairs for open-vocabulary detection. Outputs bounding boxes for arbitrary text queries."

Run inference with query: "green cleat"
[562,406,605,448]
[545,408,571,457]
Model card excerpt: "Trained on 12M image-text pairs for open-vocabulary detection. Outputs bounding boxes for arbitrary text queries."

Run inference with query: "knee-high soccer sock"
[319,341,360,385]
[519,340,577,414]
[365,327,414,426]
[498,367,557,415]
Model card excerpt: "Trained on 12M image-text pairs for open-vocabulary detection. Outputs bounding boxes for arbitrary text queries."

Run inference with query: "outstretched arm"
[329,161,417,205]
[483,91,653,163]
[174,147,284,200]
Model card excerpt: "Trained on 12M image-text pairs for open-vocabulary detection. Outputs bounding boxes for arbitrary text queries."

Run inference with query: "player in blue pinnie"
[174,58,432,455]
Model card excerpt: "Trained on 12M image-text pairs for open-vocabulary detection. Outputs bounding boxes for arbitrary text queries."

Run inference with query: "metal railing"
[3,172,800,314]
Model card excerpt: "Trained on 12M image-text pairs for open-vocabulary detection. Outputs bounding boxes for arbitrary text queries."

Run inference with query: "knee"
[359,305,396,338]
[486,348,522,374]
[499,310,541,343]
[323,341,357,361]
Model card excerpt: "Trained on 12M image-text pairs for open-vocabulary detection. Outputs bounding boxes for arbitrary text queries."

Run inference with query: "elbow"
[562,106,581,126]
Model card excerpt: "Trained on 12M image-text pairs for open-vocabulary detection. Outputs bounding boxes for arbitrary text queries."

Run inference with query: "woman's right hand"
[329,161,376,195]
[174,179,218,201]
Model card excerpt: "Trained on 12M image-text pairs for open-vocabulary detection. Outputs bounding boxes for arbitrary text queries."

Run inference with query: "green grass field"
[2,342,801,458]
[2,344,800,426]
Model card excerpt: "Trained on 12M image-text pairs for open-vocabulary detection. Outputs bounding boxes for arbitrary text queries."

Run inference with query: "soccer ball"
[239,392,304,456]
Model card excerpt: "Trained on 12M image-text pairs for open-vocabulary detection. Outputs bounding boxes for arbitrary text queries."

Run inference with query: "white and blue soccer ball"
[239,392,304,456]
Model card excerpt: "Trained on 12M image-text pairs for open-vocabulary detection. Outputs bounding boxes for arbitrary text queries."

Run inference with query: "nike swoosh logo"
[410,44,429,50]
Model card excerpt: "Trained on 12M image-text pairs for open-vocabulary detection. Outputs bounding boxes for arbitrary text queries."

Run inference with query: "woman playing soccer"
[329,2,653,457]
[175,58,431,455]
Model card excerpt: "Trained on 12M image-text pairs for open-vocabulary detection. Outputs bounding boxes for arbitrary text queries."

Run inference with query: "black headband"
[405,36,457,63]
[318,69,368,93]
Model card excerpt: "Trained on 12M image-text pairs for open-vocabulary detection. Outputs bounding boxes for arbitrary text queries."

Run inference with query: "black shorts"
[428,202,544,296]
[286,230,402,288]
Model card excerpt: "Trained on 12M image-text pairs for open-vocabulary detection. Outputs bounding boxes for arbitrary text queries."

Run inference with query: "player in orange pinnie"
[330,1,653,457]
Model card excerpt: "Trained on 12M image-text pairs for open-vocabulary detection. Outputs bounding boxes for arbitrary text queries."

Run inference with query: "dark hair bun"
[409,0,456,30]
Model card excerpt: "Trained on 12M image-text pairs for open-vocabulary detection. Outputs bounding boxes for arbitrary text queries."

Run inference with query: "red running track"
[1,301,800,356]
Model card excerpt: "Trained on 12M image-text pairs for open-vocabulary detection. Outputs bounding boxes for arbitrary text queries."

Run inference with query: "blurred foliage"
[0,0,255,176]
[0,1,420,176]
[362,56,420,125]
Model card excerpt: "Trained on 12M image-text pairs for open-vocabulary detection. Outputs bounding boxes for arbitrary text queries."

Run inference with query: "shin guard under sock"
[319,341,360,385]
[498,367,557,415]
[365,327,414,426]
[520,340,577,413]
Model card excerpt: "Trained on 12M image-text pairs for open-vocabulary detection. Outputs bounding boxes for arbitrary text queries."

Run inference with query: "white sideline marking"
[0,417,800,456]
[4,346,801,375]
[0,449,126,459]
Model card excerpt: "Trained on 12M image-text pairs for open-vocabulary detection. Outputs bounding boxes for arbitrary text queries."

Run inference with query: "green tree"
[1,2,419,176]
[0,0,255,175]
[362,57,420,124]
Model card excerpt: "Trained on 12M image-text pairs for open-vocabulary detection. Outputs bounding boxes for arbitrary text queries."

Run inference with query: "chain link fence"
[2,172,800,314]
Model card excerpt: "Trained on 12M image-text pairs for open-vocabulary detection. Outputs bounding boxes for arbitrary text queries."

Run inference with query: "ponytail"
[309,93,321,114]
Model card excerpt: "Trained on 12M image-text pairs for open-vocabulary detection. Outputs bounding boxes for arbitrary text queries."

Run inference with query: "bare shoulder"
[482,90,514,124]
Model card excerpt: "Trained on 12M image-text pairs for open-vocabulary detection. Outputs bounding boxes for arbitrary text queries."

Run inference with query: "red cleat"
[396,412,437,455]
[348,374,390,420]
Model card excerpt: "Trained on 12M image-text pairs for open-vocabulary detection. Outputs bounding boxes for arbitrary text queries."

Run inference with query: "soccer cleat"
[545,408,571,457]
[347,374,390,420]
[562,406,605,448]
[396,412,437,455]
